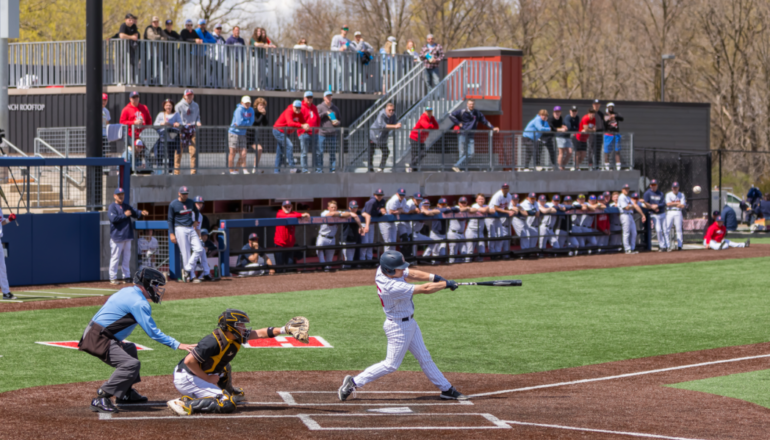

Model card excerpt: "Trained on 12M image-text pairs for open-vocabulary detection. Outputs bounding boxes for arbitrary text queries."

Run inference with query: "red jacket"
[274,209,303,247]
[273,106,307,134]
[576,114,596,142]
[119,103,152,137]
[704,222,726,244]
[409,113,439,143]
[297,101,320,136]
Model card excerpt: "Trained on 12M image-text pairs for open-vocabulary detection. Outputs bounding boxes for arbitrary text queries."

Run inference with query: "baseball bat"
[457,280,522,287]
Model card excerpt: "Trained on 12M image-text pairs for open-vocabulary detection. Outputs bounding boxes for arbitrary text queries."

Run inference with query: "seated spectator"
[213,24,226,44]
[195,19,217,44]
[137,229,158,270]
[408,106,438,172]
[704,216,749,250]
[330,25,352,52]
[226,26,245,45]
[123,139,147,172]
[163,19,180,40]
[250,27,275,48]
[293,38,314,51]
[144,16,165,40]
[180,19,202,43]
[237,233,275,276]
[201,229,219,258]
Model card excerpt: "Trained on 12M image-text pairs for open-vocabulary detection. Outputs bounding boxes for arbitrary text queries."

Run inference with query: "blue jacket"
[643,189,666,213]
[168,199,200,231]
[108,202,143,241]
[91,286,180,349]
[523,116,550,141]
[195,28,217,44]
[229,104,256,136]
[721,205,738,231]
[448,108,494,131]
[747,187,763,205]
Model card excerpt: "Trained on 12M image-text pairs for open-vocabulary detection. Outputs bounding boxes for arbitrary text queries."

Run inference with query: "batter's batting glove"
[7,214,15,222]
[446,280,458,291]
[433,274,446,283]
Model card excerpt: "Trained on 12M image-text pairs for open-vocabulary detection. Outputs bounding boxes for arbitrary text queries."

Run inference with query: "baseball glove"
[284,316,309,344]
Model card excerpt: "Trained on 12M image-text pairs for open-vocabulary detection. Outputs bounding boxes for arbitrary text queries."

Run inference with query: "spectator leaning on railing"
[603,102,624,170]
[250,28,275,48]
[575,108,596,169]
[144,16,165,40]
[180,19,202,44]
[226,26,245,45]
[368,103,401,172]
[175,89,202,175]
[273,100,310,174]
[316,91,341,173]
[404,40,420,63]
[164,20,180,40]
[195,19,217,44]
[331,25,353,52]
[298,91,320,174]
[523,110,551,170]
[118,14,140,70]
[450,99,499,172]
[293,38,314,51]
[228,96,255,175]
[120,91,151,140]
[562,106,580,170]
[408,106,439,172]
[352,32,374,58]
[420,34,444,88]
[247,97,268,173]
[213,24,226,44]
[154,98,182,174]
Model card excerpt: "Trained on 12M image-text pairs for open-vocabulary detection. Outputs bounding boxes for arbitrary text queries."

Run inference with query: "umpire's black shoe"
[90,397,119,413]
[117,388,148,404]
[440,386,469,401]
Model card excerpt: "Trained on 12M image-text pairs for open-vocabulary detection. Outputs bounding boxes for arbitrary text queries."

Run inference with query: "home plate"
[244,336,332,348]
[368,407,413,414]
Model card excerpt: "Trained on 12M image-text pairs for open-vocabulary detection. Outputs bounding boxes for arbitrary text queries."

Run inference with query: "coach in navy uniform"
[108,188,149,285]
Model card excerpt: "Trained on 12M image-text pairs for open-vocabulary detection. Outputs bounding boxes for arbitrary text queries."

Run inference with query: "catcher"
[167,309,308,416]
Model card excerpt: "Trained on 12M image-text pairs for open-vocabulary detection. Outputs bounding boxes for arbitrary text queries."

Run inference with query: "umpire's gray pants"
[100,340,141,399]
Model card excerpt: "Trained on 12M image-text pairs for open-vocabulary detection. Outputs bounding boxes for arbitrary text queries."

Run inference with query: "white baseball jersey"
[618,194,634,214]
[448,207,467,232]
[386,195,408,213]
[468,203,486,230]
[519,199,539,227]
[665,191,686,210]
[319,210,338,236]
[489,190,513,209]
[375,266,414,320]
[405,199,420,213]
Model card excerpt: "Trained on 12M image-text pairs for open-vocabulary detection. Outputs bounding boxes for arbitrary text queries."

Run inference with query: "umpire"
[79,268,196,413]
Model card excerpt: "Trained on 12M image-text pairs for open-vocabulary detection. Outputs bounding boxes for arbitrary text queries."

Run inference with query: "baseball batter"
[361,189,387,260]
[168,186,204,283]
[337,250,467,401]
[643,179,668,252]
[489,183,514,256]
[382,189,408,252]
[703,215,749,250]
[448,197,471,263]
[465,194,489,262]
[665,182,686,251]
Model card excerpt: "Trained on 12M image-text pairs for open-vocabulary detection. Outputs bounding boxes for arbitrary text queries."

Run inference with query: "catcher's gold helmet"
[218,309,252,343]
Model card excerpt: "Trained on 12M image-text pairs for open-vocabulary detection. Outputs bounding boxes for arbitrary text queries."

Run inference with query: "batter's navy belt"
[389,314,414,322]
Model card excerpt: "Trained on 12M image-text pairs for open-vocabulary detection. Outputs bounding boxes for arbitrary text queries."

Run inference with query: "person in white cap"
[228,96,255,174]
[351,31,373,53]
[212,23,226,44]
[122,139,146,172]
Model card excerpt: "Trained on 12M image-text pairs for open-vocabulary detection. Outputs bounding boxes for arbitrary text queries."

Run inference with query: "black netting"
[634,149,711,219]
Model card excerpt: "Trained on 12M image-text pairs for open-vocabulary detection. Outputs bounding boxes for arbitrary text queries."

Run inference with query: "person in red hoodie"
[574,108,596,169]
[408,107,439,172]
[298,91,320,173]
[274,200,311,272]
[272,101,310,174]
[119,91,152,141]
[703,215,749,250]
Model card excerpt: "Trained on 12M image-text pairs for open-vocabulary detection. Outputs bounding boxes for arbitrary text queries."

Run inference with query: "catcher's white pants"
[428,231,446,261]
[353,318,451,392]
[666,210,683,249]
[109,239,132,280]
[538,225,559,249]
[173,368,222,399]
[379,222,397,252]
[464,227,485,261]
[175,226,204,272]
[703,239,745,250]
[447,230,466,263]
[651,212,669,249]
[361,229,375,260]
[620,214,637,251]
[316,235,335,263]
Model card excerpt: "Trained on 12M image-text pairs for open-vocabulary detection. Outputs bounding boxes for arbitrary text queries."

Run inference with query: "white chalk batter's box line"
[276,390,473,406]
[35,340,153,351]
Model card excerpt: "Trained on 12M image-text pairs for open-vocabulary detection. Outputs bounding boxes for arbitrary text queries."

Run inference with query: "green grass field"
[669,369,770,409]
[1,257,768,395]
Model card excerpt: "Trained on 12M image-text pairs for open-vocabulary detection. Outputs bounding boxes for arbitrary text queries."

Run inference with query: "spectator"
[351,31,374,54]
[317,200,346,271]
[368,103,401,172]
[226,26,245,45]
[293,38,314,51]
[548,106,569,170]
[212,24,226,44]
[180,19,202,43]
[108,188,148,285]
[272,100,309,174]
[247,97,268,173]
[195,19,217,44]
[123,139,147,172]
[274,200,311,269]
[404,39,419,62]
[298,91,320,174]
[237,233,275,276]
[330,25,352,51]
[137,229,159,270]
[590,99,606,169]
[419,34,444,88]
[144,16,165,40]
[228,96,255,175]
[408,106,439,172]
[561,105,579,170]
[163,20,180,40]
[316,91,341,173]
[379,37,396,92]
[575,108,597,169]
[118,13,140,41]
[340,200,368,268]
[361,189,387,260]
[250,27,275,48]
[603,103,624,170]
[153,98,182,174]
[523,109,551,170]
[102,93,110,141]
[175,89,201,175]
[449,99,499,172]
[119,91,151,140]
[721,204,738,231]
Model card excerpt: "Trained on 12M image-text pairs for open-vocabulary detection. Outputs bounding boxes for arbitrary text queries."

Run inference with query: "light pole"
[661,54,675,102]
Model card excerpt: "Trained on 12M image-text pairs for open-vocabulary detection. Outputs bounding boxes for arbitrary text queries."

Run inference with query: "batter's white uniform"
[665,191,686,249]
[317,210,338,263]
[464,204,486,261]
[352,267,452,392]
[447,210,467,263]
[538,202,559,249]
[489,190,513,253]
[516,199,539,249]
[618,194,637,251]
[381,195,408,252]
[194,212,212,278]
[0,208,10,295]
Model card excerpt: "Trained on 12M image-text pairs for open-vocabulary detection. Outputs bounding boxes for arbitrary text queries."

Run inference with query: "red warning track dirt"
[2,245,768,313]
[4,342,770,439]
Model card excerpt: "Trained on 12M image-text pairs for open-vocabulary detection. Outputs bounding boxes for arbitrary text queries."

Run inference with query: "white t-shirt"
[489,190,513,210]
[386,194,408,213]
[154,111,183,127]
[375,266,415,320]
[468,203,486,229]
[665,191,686,210]
[618,194,634,214]
[319,210,338,236]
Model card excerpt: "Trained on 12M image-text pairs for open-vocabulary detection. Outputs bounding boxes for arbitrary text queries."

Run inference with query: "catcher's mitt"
[283,316,309,344]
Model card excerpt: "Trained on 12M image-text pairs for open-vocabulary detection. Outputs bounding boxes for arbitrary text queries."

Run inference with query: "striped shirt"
[375,267,415,321]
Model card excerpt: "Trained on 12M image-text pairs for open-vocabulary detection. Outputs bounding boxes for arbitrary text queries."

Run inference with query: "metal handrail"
[33,138,86,185]
[0,139,29,157]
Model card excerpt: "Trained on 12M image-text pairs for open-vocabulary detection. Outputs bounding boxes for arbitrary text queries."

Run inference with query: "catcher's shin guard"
[217,364,246,403]
[184,392,237,414]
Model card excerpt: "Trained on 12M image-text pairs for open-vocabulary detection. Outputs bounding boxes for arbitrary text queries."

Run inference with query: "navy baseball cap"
[631,192,639,199]
[712,210,720,217]
[248,233,258,241]
[672,181,679,187]
[129,91,140,98]
[292,100,302,107]
[304,91,313,97]
[413,193,423,200]
[650,179,658,185]
[282,200,292,206]
[564,195,573,201]
[622,184,630,189]
[420,199,430,206]
[589,195,597,201]
[603,191,610,196]
[538,195,546,201]
[397,188,406,196]
[553,194,561,200]
[716,215,723,222]
[193,196,204,203]
[528,192,536,198]
[512,193,520,199]
[349,200,359,209]
[502,183,510,189]
[178,186,189,194]
[374,189,384,195]
[200,229,209,236]
[438,198,447,204]
[114,188,124,195]
[459,196,468,203]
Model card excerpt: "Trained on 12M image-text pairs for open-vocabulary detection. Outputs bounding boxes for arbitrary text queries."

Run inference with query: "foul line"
[504,420,705,440]
[469,353,770,398]
[21,291,104,296]
[72,288,118,291]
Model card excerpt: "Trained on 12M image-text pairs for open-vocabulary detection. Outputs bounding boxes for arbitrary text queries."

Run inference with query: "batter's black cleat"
[90,397,119,413]
[2,292,17,300]
[338,375,357,401]
[117,388,148,404]
[440,386,469,401]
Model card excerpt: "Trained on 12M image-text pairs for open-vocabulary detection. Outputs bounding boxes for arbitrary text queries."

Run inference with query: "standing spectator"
[420,34,444,88]
[250,28,275,48]
[351,32,374,54]
[316,91,341,173]
[119,91,151,141]
[603,103,624,170]
[340,201,368,268]
[175,89,202,175]
[248,97,268,173]
[163,20,180,40]
[226,26,245,45]
[379,37,397,92]
[523,109,551,170]
[665,182,686,250]
[274,200,311,270]
[382,188,408,252]
[195,19,217,44]
[448,197,471,263]
[361,189,387,260]
[575,109,597,169]
[228,96,255,175]
[368,103,401,172]
[212,24,226,44]
[272,100,310,174]
[548,106,569,170]
[118,13,140,73]
[488,183,514,256]
[153,98,182,174]
[330,25,352,51]
[590,99,606,169]
[408,106,439,172]
[561,106,579,170]
[404,40,420,63]
[180,19,202,43]
[237,233,275,276]
[643,179,668,251]
[298,91,320,174]
[102,93,110,142]
[137,229,159,271]
[449,99,499,172]
[144,17,165,40]
[293,38,314,51]
[108,188,148,285]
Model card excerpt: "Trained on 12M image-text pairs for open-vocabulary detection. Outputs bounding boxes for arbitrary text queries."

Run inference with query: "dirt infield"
[4,341,770,439]
[2,245,768,313]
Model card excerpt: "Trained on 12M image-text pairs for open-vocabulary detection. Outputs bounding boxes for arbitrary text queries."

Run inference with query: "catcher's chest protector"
[198,328,242,374]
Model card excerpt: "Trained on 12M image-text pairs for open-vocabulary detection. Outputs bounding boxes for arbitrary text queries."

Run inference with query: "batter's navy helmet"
[379,250,409,276]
